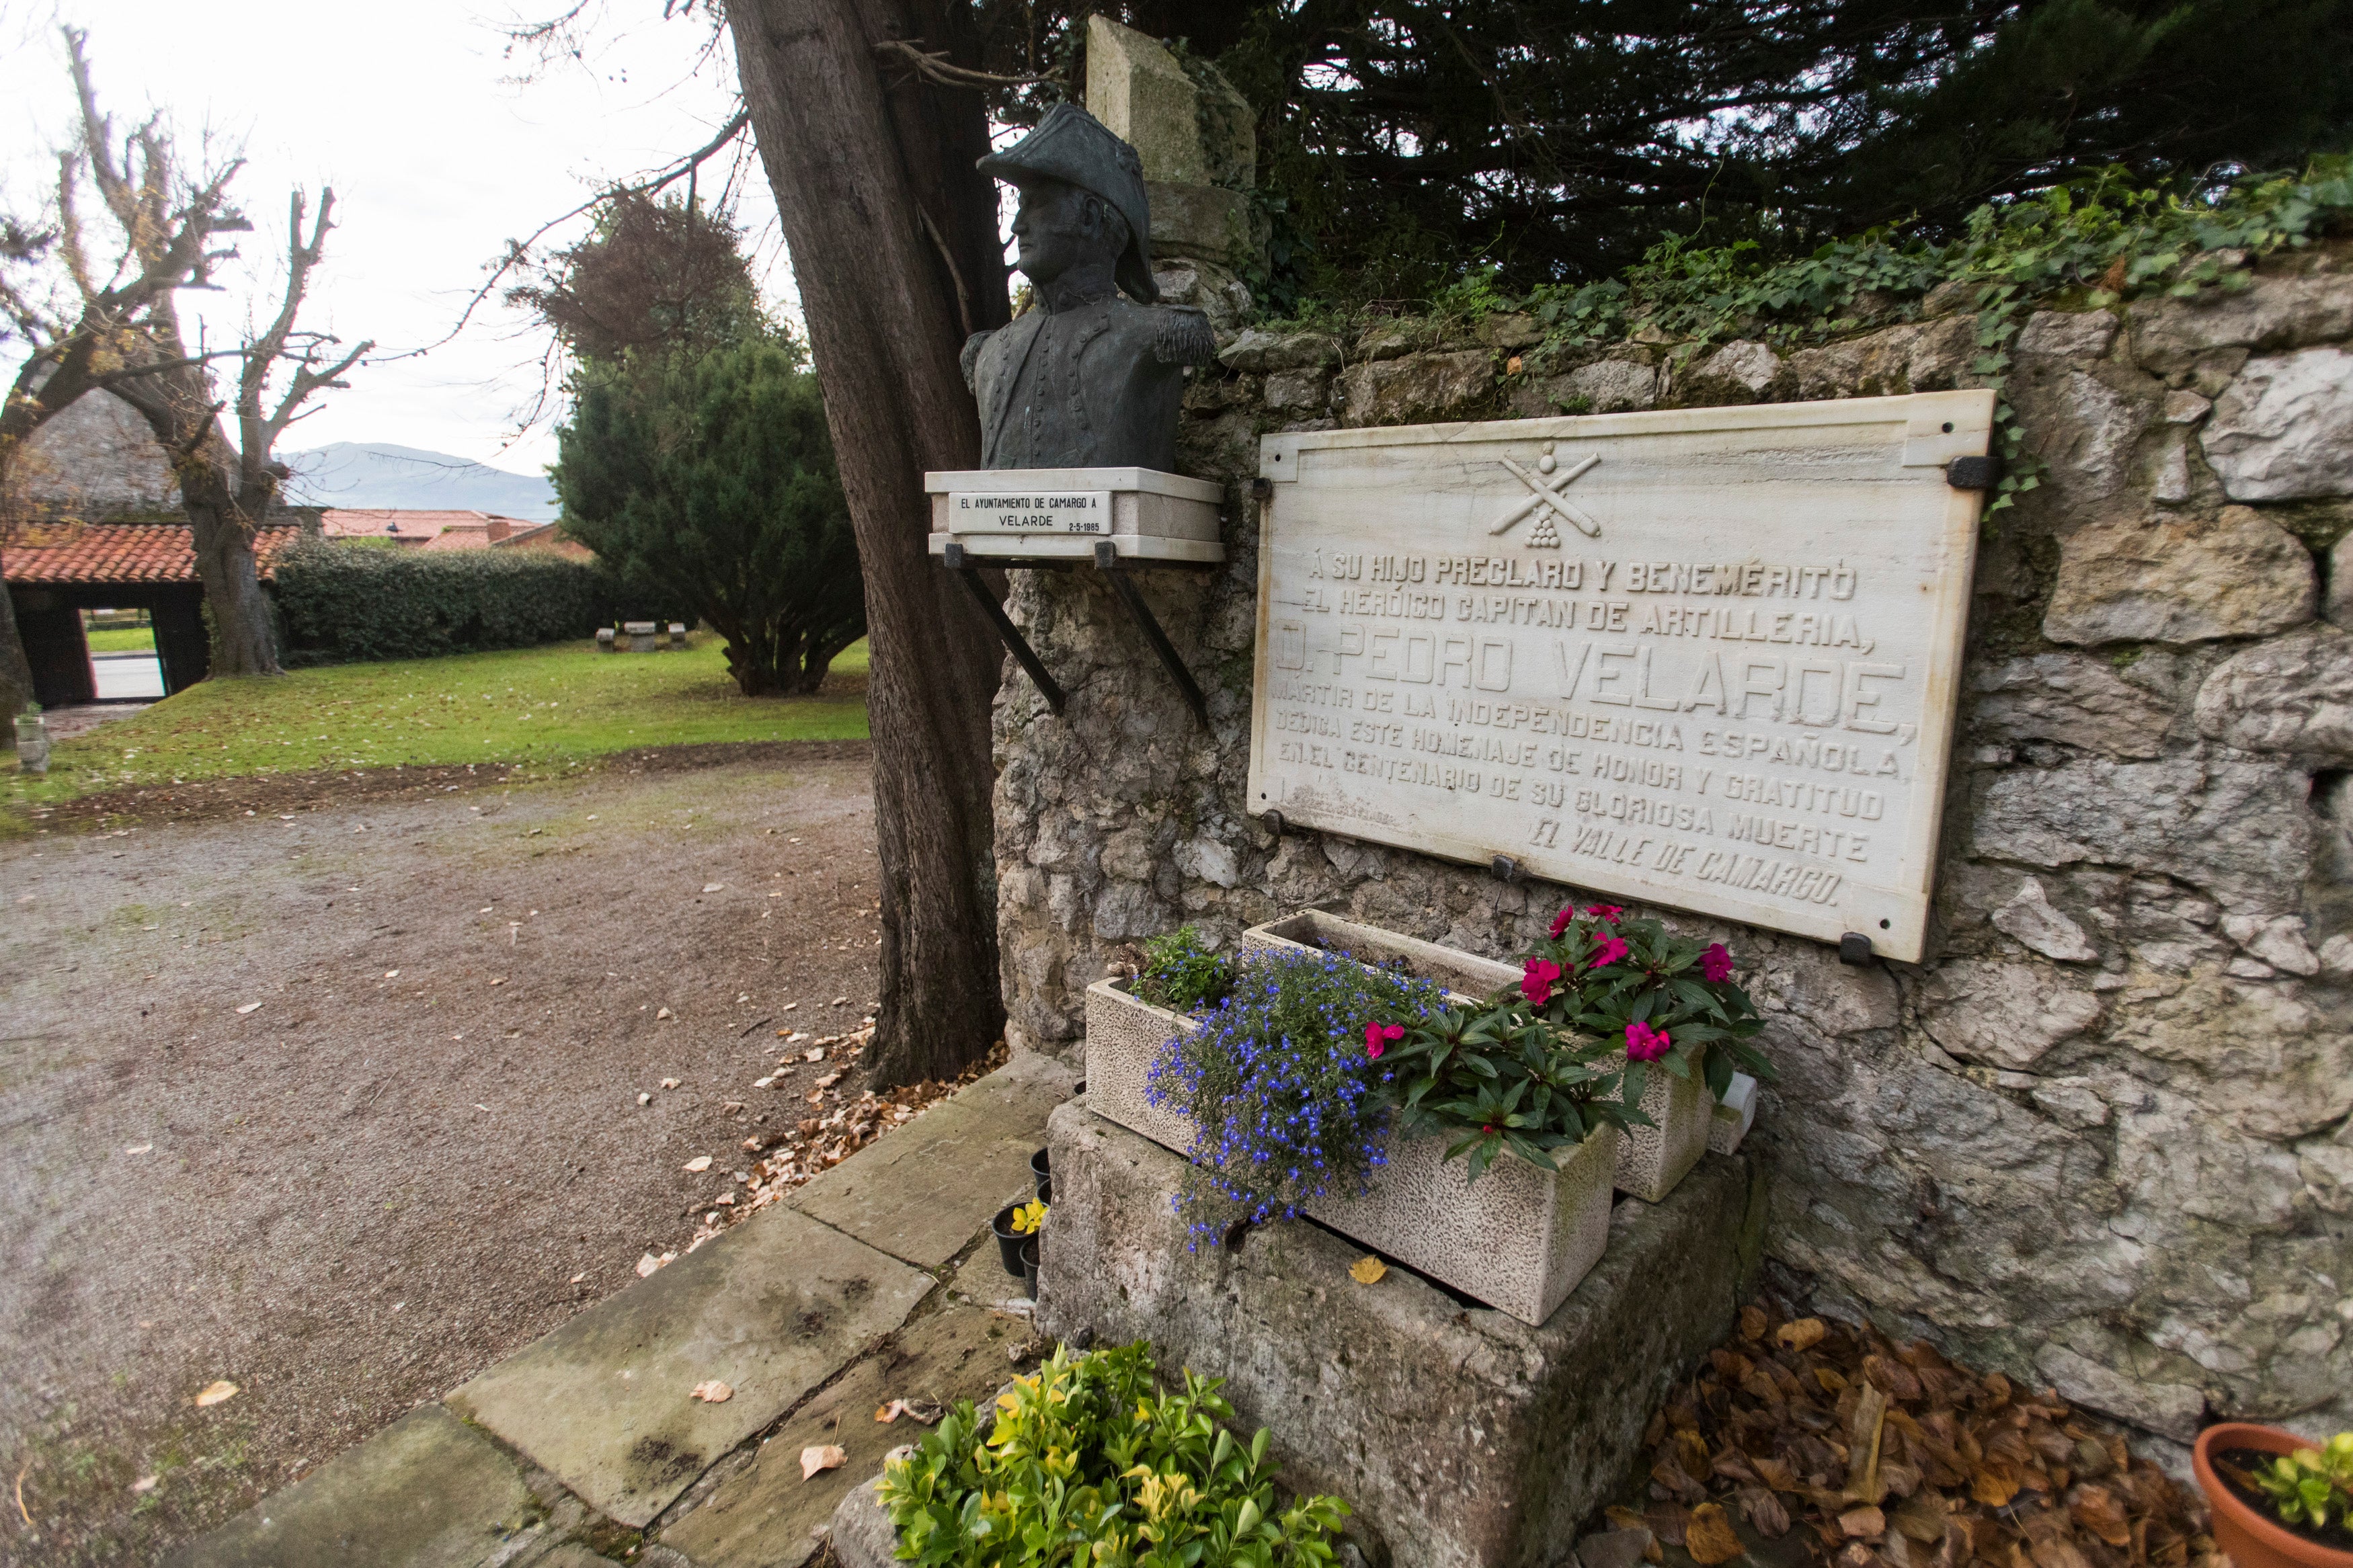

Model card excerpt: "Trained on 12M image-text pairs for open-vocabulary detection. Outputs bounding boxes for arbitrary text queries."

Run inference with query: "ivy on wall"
[1273,161,2353,514]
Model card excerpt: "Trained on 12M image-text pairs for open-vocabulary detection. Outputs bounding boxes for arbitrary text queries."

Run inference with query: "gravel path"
[0,750,884,1563]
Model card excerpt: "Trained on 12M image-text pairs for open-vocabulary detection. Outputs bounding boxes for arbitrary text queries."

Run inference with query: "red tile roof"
[3,522,307,585]
[321,509,526,544]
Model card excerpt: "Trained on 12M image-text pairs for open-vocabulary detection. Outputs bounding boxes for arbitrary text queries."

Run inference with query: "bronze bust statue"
[963,104,1214,472]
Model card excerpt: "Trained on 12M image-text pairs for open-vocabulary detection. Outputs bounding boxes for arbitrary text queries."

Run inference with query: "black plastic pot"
[1029,1147,1051,1201]
[1021,1235,1040,1300]
[1036,1178,1053,1207]
[991,1204,1028,1277]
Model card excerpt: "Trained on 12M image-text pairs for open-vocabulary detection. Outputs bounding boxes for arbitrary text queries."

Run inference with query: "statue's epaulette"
[1152,306,1217,366]
[960,330,993,394]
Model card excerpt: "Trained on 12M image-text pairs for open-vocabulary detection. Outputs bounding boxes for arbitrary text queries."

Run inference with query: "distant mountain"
[283,442,559,522]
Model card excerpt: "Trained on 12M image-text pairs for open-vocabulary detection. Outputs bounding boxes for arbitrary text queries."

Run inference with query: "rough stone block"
[1084,17,1254,189]
[1339,349,1490,425]
[2202,347,2353,500]
[2043,506,2316,645]
[2193,624,2353,764]
[1968,652,2180,758]
[1522,358,1662,416]
[1784,315,1977,398]
[1263,368,1330,413]
[1476,312,1543,349]
[1037,1103,1760,1568]
[1147,179,1267,268]
[2128,274,2353,374]
[1681,339,1782,399]
[2332,533,2353,628]
[1220,329,1342,372]
[2016,309,2121,360]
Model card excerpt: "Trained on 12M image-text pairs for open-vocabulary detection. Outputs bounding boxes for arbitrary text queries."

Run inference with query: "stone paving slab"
[657,1299,1023,1567]
[788,1052,1074,1269]
[163,1405,534,1568]
[448,1206,930,1529]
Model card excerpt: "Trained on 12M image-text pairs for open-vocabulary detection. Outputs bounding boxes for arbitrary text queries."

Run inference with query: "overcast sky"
[0,0,793,478]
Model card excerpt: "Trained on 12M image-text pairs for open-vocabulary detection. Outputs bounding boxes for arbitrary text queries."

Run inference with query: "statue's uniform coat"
[964,295,1213,472]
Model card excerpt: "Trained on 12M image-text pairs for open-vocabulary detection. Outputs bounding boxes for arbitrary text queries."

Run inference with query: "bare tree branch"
[871,38,1058,92]
[375,108,750,366]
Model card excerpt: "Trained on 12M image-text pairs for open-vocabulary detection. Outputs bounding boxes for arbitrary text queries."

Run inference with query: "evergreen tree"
[555,335,865,696]
[532,198,865,696]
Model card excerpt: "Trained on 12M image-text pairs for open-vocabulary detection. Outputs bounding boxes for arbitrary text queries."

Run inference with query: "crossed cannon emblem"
[1488,442,1600,545]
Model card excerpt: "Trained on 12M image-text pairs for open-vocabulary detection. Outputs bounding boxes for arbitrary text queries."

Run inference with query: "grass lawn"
[85,624,157,654]
[10,636,869,808]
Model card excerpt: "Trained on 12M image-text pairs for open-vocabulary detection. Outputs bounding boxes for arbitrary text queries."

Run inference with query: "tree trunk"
[727,0,1012,1085]
[0,578,36,728]
[178,476,280,677]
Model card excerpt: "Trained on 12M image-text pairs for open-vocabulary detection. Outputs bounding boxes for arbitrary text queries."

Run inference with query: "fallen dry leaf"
[875,1402,899,1423]
[692,1380,733,1403]
[1348,1255,1388,1284]
[1739,1305,1768,1342]
[1971,1462,2021,1508]
[657,1008,675,1020]
[1686,1502,1745,1565]
[2068,1484,2132,1547]
[703,883,725,893]
[801,1444,846,1481]
[636,1252,662,1278]
[661,1077,680,1089]
[684,1155,713,1173]
[1738,1486,1791,1538]
[194,1380,239,1408]
[235,1002,262,1015]
[1777,1317,1828,1352]
[1840,1505,1886,1540]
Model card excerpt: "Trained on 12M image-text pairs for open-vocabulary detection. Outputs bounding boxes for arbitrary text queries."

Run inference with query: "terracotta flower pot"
[2194,1423,2353,1568]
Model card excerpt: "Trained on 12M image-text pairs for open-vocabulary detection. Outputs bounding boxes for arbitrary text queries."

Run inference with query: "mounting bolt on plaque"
[1491,855,1521,885]
[1838,932,1876,966]
[1259,809,1286,839]
[1945,454,2002,490]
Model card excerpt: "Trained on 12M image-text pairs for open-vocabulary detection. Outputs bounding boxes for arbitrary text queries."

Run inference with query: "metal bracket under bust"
[928,467,1225,729]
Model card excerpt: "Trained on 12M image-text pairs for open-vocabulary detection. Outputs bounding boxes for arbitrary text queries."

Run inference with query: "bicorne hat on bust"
[978,103,1157,304]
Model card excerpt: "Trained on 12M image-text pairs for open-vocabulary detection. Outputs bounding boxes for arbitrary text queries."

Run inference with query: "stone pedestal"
[1037,1102,1765,1568]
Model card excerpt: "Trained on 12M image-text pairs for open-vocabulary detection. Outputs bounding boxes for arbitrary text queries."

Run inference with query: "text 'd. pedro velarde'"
[1244,393,1995,962]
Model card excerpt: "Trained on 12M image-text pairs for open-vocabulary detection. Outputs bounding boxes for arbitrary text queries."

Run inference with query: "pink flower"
[1700,942,1734,983]
[1363,1021,1404,1060]
[1589,935,1628,968]
[1625,1021,1671,1061]
[1521,957,1562,1004]
[1549,906,1577,939]
[1585,903,1625,923]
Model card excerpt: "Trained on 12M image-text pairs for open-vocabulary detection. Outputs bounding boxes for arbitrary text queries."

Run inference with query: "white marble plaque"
[950,489,1111,534]
[1246,393,1994,962]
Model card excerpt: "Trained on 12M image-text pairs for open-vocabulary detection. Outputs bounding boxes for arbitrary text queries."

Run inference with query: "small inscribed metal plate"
[949,489,1111,534]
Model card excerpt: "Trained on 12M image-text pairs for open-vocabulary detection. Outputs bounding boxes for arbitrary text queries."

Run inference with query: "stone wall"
[988,251,2353,1454]
[11,386,184,522]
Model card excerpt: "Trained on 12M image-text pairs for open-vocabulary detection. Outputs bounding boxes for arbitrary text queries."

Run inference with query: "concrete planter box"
[1240,911,1716,1203]
[1610,1061,1712,1203]
[1082,971,1617,1325]
[1304,1123,1618,1325]
[1082,978,1199,1157]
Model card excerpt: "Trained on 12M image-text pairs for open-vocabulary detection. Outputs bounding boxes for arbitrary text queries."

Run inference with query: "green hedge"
[272,539,634,666]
